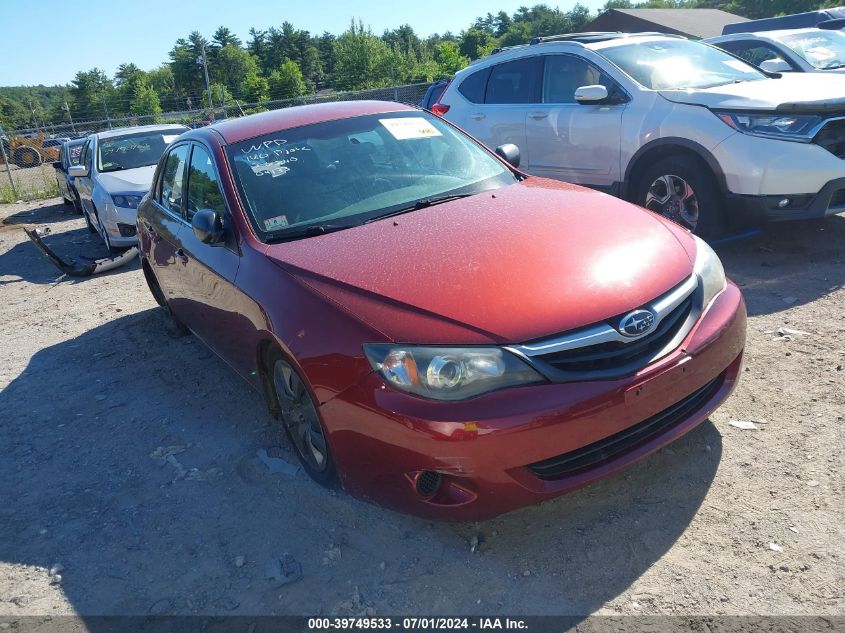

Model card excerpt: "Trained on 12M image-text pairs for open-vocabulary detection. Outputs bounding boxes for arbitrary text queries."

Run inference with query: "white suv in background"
[435,33,845,237]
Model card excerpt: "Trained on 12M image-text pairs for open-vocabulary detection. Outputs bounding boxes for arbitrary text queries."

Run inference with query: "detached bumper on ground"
[321,282,746,521]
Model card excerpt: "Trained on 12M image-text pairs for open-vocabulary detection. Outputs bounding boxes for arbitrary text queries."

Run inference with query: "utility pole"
[27,98,39,129]
[198,43,213,112]
[102,96,112,129]
[62,101,76,134]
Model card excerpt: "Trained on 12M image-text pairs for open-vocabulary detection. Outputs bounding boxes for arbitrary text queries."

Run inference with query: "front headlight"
[715,111,821,142]
[693,235,726,308]
[363,345,544,401]
[112,194,143,209]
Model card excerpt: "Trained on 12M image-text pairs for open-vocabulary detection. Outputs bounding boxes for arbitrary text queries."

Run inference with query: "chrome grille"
[510,275,699,382]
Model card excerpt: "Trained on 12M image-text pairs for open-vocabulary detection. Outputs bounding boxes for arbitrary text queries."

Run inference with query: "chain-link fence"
[0,82,431,203]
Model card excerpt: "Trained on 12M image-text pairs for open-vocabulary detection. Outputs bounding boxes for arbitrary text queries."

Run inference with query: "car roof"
[209,100,416,144]
[93,124,189,141]
[460,32,687,73]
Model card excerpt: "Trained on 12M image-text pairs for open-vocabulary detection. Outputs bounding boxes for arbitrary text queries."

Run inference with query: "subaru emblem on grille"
[619,309,655,337]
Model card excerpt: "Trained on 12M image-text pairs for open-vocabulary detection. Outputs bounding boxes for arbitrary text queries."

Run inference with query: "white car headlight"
[715,111,821,142]
[693,235,726,308]
[112,194,144,209]
[364,345,544,401]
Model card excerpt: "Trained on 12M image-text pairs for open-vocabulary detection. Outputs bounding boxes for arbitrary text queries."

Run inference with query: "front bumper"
[100,203,140,246]
[727,176,845,222]
[320,282,747,521]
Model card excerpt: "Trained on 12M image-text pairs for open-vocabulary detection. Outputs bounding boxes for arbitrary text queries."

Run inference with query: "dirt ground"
[0,198,842,620]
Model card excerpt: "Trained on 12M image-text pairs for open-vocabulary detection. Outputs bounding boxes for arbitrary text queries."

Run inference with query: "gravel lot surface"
[0,199,842,621]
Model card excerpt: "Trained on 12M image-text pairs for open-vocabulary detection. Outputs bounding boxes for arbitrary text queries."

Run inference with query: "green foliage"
[268,59,307,99]
[2,2,841,131]
[240,73,270,103]
[129,76,162,117]
[333,20,392,90]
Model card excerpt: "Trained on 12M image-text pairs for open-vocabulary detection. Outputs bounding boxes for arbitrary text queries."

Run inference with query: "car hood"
[264,179,696,344]
[658,73,845,112]
[96,165,156,193]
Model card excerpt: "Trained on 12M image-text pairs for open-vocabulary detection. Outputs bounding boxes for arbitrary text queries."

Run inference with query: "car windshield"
[775,31,845,69]
[600,38,766,89]
[97,130,183,173]
[227,111,517,241]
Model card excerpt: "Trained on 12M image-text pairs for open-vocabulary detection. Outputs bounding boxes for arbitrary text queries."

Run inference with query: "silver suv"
[436,32,845,237]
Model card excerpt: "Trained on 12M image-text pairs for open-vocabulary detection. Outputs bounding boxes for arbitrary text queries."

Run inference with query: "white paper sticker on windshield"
[379,117,442,140]
[162,135,180,144]
[264,215,289,230]
[806,47,835,60]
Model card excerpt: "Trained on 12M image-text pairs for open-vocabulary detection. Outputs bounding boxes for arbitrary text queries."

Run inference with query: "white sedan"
[71,124,188,251]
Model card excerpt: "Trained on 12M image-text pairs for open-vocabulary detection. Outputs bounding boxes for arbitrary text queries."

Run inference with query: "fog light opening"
[415,471,443,498]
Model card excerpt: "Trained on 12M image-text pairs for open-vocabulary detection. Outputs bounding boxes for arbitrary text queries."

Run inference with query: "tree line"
[0,0,839,131]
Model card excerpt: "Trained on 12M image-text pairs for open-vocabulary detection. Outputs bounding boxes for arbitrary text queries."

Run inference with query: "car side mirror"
[192,208,225,245]
[68,165,89,178]
[574,84,610,104]
[495,143,520,168]
[760,58,792,73]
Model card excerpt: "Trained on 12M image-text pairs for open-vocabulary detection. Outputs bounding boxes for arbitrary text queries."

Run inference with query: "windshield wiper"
[364,193,475,224]
[265,223,352,243]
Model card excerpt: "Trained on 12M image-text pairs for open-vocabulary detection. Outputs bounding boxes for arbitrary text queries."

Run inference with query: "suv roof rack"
[530,31,685,45]
[489,44,529,55]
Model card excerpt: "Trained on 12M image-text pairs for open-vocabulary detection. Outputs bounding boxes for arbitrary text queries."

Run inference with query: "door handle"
[529,112,549,120]
[175,249,188,264]
[470,113,486,120]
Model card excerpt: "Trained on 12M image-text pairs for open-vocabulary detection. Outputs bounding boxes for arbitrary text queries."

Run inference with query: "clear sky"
[0,0,608,87]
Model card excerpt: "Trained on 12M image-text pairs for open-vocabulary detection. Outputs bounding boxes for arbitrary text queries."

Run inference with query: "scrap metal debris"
[24,226,138,277]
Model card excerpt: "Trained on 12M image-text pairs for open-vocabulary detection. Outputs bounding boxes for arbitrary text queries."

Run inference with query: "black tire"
[84,210,97,234]
[142,261,189,336]
[634,155,725,239]
[269,353,338,487]
[62,194,72,206]
[13,146,41,168]
[72,190,83,215]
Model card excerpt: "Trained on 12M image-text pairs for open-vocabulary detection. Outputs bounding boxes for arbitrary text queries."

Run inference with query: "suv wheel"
[635,156,725,238]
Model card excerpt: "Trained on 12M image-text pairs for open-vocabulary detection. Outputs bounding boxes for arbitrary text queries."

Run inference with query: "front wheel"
[634,156,725,238]
[272,357,338,487]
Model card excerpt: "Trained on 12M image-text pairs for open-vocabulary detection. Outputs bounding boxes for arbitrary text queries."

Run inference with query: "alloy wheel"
[644,174,699,232]
[272,360,328,473]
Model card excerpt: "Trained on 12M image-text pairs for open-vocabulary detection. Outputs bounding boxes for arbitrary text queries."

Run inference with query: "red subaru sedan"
[137,100,746,521]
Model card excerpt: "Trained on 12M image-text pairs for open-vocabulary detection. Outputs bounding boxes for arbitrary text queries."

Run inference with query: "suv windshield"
[227,111,517,241]
[775,30,845,69]
[97,130,183,173]
[600,38,766,89]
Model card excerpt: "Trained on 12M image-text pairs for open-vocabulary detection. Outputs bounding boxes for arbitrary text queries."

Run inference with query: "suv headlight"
[693,235,726,308]
[715,111,821,142]
[112,194,143,209]
[363,345,544,401]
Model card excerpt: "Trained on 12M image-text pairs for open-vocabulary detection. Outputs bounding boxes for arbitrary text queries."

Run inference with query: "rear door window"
[485,58,538,104]
[157,144,190,217]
